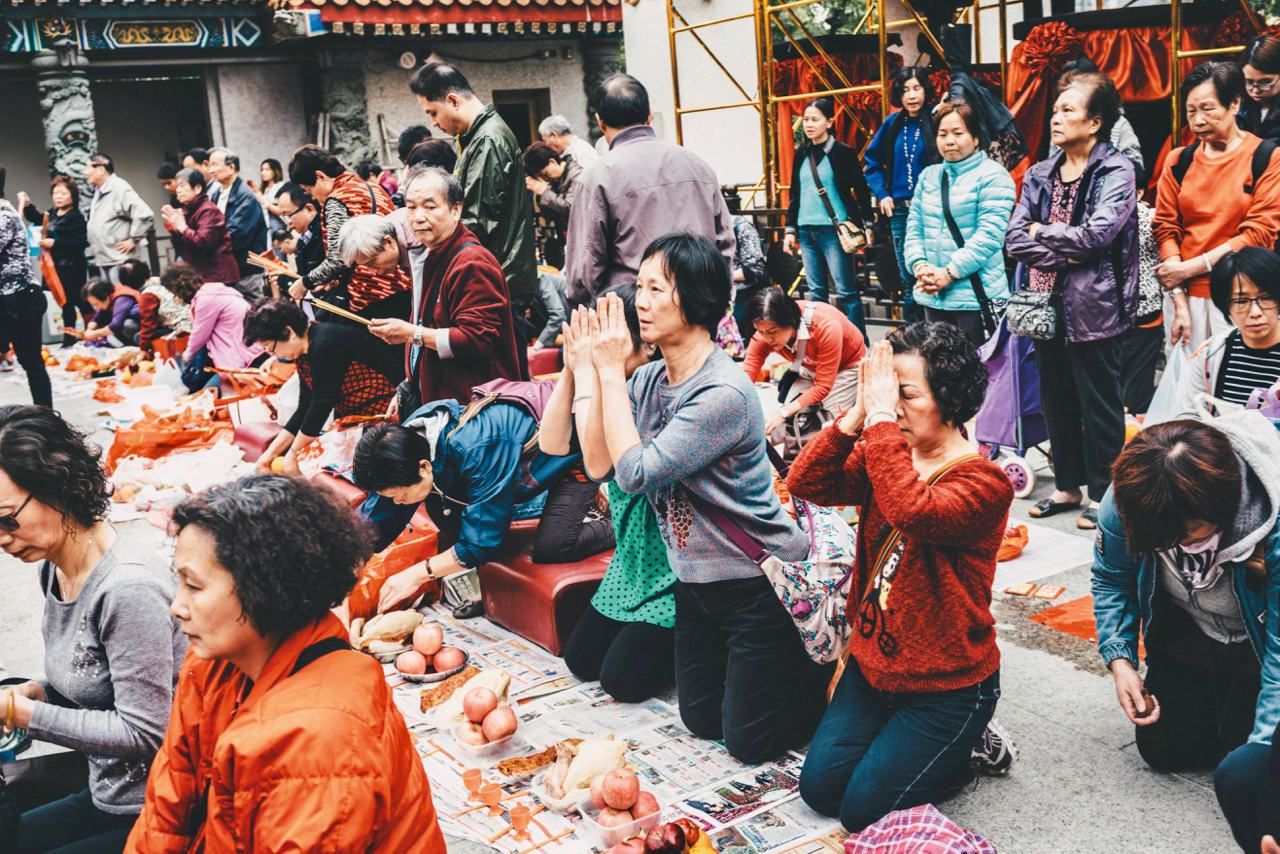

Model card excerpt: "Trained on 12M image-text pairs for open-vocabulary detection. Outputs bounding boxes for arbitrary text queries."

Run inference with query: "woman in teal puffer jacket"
[904,100,1017,344]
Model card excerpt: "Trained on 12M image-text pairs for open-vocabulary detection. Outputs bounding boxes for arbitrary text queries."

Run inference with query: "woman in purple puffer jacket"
[1006,69,1138,532]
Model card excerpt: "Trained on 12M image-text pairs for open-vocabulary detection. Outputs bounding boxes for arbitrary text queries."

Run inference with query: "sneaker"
[0,359,14,373]
[970,716,1018,776]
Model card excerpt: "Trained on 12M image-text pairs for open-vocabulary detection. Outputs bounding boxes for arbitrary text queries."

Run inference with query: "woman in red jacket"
[125,474,446,854]
[786,321,1015,832]
[159,168,239,286]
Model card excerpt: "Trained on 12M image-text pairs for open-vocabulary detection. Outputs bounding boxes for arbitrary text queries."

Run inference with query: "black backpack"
[1170,138,1278,194]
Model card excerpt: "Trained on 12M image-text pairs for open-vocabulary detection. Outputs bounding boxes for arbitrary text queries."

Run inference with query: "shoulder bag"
[1004,263,1064,340]
[686,445,857,664]
[939,171,998,339]
[809,148,867,254]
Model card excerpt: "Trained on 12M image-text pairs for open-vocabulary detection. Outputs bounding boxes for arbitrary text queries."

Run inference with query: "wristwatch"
[412,326,425,348]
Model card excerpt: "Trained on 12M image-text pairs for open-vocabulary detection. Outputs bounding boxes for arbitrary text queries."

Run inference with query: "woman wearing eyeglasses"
[1241,35,1280,145]
[0,405,186,854]
[1157,247,1280,422]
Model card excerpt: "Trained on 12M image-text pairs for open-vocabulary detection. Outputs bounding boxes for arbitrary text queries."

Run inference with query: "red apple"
[463,687,498,723]
[1004,526,1021,539]
[457,722,488,746]
[597,807,634,828]
[602,768,640,810]
[673,818,699,845]
[644,823,686,854]
[607,839,646,854]
[481,705,518,742]
[395,650,428,675]
[433,646,466,671]
[590,774,609,809]
[414,622,444,656]
[634,792,661,820]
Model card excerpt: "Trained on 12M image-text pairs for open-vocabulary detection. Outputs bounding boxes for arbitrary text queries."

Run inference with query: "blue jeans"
[799,658,999,833]
[1217,742,1271,852]
[797,225,866,337]
[889,206,923,324]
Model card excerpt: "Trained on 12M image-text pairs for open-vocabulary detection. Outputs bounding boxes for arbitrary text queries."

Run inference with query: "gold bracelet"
[6,689,15,731]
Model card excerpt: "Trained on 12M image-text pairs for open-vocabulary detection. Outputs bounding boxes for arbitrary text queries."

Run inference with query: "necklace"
[902,119,922,191]
[59,529,95,602]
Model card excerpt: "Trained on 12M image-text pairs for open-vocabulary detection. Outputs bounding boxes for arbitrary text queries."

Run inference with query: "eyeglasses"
[1246,78,1280,93]
[0,494,33,533]
[1228,295,1279,313]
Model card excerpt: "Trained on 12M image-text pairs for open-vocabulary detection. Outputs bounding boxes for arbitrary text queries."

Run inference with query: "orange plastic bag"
[348,524,440,620]
[104,403,232,472]
[997,524,1030,562]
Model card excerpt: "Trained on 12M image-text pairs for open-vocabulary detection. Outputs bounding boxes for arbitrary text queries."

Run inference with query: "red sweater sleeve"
[1153,147,1186,262]
[1228,147,1280,253]
[137,292,161,353]
[442,251,514,360]
[793,317,844,409]
[786,425,867,507]
[862,421,1014,546]
[741,334,771,383]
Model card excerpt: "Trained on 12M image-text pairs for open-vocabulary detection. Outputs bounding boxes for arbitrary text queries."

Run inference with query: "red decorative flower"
[1021,21,1085,77]
[1212,10,1256,50]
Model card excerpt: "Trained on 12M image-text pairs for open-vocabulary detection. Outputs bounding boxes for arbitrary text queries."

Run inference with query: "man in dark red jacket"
[368,164,520,416]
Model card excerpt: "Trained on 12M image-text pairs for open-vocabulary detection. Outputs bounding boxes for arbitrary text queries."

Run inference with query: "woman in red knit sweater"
[787,321,1015,832]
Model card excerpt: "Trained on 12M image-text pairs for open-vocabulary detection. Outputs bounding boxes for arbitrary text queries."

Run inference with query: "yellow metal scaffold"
[1169,0,1260,140]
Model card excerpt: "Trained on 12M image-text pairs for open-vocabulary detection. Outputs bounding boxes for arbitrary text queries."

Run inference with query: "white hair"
[538,115,573,137]
[337,215,396,265]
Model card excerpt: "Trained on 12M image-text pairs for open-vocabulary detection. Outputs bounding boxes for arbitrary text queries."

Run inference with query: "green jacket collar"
[459,103,497,150]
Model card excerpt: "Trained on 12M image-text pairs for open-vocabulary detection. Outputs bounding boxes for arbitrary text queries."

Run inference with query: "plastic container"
[530,771,586,812]
[576,788,666,849]
[364,643,411,665]
[452,723,531,767]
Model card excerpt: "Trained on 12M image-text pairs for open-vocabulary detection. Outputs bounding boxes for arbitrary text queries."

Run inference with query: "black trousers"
[0,289,53,409]
[1117,324,1164,416]
[563,605,675,703]
[531,478,614,565]
[922,307,986,347]
[1033,334,1125,502]
[674,575,832,765]
[13,788,137,854]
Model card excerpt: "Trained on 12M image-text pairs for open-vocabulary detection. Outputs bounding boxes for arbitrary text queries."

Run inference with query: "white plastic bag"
[1145,343,1187,427]
[153,357,187,396]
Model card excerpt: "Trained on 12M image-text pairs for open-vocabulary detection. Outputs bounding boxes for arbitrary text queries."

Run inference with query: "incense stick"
[515,828,574,854]
[308,297,371,326]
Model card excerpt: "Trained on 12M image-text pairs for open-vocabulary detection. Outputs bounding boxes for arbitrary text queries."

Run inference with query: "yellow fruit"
[271,458,286,473]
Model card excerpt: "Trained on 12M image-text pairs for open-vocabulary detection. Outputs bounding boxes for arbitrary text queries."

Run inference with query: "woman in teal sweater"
[904,100,1017,344]
[542,285,675,704]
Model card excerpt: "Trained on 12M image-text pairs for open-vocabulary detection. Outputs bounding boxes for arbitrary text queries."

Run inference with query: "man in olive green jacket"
[409,62,537,312]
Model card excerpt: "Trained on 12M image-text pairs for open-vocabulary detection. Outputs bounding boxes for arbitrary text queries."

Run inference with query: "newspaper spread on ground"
[387,604,841,854]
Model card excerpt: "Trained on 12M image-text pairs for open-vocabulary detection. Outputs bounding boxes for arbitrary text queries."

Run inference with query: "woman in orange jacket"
[125,474,446,854]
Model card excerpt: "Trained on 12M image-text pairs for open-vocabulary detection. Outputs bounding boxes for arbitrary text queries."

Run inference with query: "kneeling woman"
[786,323,1015,832]
[541,288,674,703]
[243,298,403,472]
[353,385,616,613]
[125,475,446,853]
[1093,416,1280,852]
[0,406,185,854]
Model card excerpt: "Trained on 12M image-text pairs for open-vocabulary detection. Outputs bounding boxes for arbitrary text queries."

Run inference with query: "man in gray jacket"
[564,74,735,308]
[84,153,153,284]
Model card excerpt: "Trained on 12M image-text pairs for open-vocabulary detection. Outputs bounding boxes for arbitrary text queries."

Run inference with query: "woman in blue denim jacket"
[1092,413,1280,852]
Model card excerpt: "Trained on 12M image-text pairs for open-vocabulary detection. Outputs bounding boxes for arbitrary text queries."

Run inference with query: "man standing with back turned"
[409,62,536,377]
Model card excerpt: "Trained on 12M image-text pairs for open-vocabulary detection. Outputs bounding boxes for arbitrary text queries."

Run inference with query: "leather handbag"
[1004,263,1062,340]
[808,150,867,254]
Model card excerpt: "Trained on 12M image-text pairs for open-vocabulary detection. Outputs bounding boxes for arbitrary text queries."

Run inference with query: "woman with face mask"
[1093,416,1280,853]
[782,97,876,336]
[902,100,1016,346]
[1006,71,1138,532]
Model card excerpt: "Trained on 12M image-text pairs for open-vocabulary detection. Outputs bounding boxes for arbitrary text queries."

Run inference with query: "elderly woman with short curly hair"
[786,321,1015,833]
[0,405,186,854]
[125,474,446,854]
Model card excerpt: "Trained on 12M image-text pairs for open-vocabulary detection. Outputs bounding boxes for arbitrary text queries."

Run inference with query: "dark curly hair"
[243,297,308,346]
[160,261,203,305]
[0,406,112,531]
[886,321,988,426]
[171,474,374,637]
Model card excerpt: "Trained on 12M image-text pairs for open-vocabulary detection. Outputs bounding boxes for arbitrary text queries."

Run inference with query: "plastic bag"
[348,524,440,620]
[104,391,228,472]
[1144,342,1188,427]
[997,524,1030,562]
[153,357,187,396]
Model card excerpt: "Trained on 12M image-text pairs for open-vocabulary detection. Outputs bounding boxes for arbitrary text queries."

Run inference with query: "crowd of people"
[2,32,1280,854]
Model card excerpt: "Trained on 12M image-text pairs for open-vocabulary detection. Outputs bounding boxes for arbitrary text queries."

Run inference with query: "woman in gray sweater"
[0,406,186,854]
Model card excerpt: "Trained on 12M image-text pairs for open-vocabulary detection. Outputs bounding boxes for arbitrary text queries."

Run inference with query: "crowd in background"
[4,31,1280,854]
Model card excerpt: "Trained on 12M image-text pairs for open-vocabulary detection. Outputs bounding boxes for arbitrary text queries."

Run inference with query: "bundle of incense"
[308,297,371,326]
[247,252,300,278]
[205,365,268,375]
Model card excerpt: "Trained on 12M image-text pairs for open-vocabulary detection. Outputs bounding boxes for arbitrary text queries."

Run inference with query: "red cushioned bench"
[479,518,611,656]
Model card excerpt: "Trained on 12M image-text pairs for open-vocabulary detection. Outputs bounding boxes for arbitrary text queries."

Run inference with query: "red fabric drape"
[1005,14,1258,188]
[773,52,902,205]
